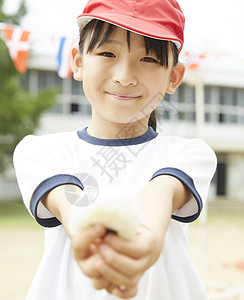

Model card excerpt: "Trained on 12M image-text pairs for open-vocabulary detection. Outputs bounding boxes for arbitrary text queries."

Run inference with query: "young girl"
[14,0,217,299]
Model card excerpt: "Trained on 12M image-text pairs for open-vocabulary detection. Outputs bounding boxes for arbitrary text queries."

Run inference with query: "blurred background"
[0,0,244,299]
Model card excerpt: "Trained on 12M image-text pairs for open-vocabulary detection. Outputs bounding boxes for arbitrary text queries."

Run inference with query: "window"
[158,84,195,122]
[21,70,30,90]
[71,78,82,95]
[71,103,79,113]
[38,71,62,90]
[204,86,244,124]
[220,87,237,106]
[204,86,211,104]
[38,71,48,90]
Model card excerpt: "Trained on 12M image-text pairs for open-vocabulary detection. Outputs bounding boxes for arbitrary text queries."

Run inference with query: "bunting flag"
[182,51,206,70]
[1,22,243,78]
[2,24,31,73]
[57,37,73,79]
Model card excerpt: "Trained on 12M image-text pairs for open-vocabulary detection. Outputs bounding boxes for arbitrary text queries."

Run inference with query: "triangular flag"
[2,24,31,73]
[57,37,73,79]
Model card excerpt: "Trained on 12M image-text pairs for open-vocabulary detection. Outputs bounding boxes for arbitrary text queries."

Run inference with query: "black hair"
[79,19,179,131]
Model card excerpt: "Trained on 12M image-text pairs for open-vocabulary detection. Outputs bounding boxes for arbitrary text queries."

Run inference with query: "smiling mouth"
[107,92,141,101]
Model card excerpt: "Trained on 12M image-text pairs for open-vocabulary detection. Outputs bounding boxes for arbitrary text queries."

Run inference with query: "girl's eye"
[141,57,159,63]
[98,52,115,58]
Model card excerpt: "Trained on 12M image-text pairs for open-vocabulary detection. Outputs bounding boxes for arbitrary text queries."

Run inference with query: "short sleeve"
[151,138,217,223]
[13,134,83,227]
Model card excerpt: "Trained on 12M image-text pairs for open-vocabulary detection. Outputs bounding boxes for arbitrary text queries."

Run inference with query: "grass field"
[0,200,244,300]
[0,200,40,228]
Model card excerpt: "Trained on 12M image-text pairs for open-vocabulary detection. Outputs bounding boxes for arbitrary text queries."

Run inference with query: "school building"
[1,51,244,210]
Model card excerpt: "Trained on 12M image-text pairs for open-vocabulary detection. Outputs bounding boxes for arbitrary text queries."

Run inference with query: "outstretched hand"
[71,223,164,299]
[71,224,106,278]
[71,224,120,295]
[94,224,164,298]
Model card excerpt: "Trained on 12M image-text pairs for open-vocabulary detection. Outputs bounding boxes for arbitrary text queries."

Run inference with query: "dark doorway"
[216,162,226,196]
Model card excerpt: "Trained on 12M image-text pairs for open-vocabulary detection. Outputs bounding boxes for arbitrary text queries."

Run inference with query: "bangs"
[79,19,178,68]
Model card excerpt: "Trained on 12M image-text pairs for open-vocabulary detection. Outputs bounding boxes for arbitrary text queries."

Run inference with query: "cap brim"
[77,13,182,51]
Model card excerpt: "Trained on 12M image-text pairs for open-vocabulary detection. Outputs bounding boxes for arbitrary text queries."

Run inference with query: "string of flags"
[0,23,205,77]
[1,23,243,78]
[181,51,206,70]
[0,23,74,78]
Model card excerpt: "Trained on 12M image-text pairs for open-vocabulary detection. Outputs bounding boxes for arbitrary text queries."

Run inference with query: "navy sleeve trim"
[150,167,202,223]
[30,174,84,228]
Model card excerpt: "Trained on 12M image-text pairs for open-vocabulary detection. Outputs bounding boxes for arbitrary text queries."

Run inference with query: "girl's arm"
[41,176,189,299]
[41,185,72,235]
[137,174,190,237]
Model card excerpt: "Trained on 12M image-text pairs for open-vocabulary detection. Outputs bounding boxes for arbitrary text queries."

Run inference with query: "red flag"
[2,24,31,73]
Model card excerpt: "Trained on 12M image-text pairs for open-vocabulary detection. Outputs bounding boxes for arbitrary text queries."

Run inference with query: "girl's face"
[73,26,185,138]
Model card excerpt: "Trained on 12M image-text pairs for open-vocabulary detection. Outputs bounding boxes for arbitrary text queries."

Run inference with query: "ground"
[0,208,244,300]
[189,214,244,300]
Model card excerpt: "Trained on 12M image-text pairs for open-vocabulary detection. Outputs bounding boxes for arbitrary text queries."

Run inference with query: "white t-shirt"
[13,127,217,300]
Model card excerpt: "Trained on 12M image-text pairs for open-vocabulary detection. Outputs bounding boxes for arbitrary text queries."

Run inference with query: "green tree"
[0,0,57,173]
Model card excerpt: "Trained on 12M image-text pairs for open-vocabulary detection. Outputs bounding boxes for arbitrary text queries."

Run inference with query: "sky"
[3,0,244,57]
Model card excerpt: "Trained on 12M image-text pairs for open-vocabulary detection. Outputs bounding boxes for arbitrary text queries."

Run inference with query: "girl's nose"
[112,60,138,87]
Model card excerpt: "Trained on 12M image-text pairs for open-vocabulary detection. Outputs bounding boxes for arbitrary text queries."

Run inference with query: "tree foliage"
[0,0,27,25]
[0,0,57,173]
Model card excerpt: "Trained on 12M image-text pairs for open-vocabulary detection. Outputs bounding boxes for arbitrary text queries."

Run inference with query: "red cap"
[77,0,185,52]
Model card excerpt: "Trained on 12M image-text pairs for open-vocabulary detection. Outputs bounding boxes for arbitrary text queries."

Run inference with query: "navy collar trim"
[77,127,158,146]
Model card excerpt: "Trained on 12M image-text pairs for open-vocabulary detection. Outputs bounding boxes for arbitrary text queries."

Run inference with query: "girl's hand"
[71,224,107,278]
[71,224,124,295]
[94,224,164,299]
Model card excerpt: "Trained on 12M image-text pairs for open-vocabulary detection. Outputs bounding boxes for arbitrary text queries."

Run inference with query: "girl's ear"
[72,46,83,81]
[166,63,186,94]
